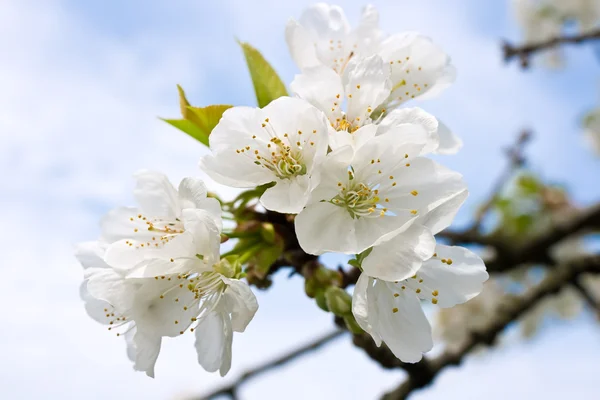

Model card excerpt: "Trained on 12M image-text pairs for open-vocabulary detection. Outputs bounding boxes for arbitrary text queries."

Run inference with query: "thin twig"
[572,277,600,315]
[468,130,531,233]
[503,28,600,68]
[193,330,346,400]
[381,255,600,400]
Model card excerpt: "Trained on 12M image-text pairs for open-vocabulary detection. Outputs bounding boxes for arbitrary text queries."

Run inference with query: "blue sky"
[0,0,599,399]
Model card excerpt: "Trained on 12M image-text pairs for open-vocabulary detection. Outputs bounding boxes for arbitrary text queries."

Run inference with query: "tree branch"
[194,330,346,400]
[381,254,600,400]
[440,202,600,273]
[503,28,600,68]
[467,130,530,233]
[572,277,600,316]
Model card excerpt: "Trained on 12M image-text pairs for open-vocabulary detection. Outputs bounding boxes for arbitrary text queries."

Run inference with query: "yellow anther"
[416,288,421,294]
[392,307,399,313]
[432,298,438,305]
[411,190,419,196]
[356,85,361,89]
[393,293,399,298]
[410,210,417,215]
[447,259,453,265]
[432,290,439,297]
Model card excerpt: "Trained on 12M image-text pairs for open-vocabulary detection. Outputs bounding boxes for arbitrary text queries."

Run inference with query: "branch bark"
[440,202,600,273]
[194,330,346,400]
[503,28,600,68]
[381,255,600,400]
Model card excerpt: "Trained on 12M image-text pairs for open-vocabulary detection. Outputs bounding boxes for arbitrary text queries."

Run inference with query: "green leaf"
[186,105,232,145]
[162,85,232,146]
[238,41,288,108]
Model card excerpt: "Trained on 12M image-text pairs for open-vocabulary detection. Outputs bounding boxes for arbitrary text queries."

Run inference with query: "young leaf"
[238,41,288,108]
[162,85,232,146]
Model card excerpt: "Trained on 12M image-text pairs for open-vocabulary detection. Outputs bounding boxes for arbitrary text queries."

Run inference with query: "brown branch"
[439,202,600,273]
[381,254,600,400]
[193,330,346,400]
[503,28,600,68]
[572,277,600,316]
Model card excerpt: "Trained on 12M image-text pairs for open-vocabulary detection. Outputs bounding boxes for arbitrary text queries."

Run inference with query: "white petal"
[132,329,162,378]
[351,273,382,346]
[85,268,136,312]
[295,201,415,255]
[378,33,454,109]
[418,189,468,235]
[126,257,201,279]
[181,209,222,264]
[306,145,354,203]
[329,123,378,152]
[298,4,350,36]
[261,97,330,171]
[373,281,433,363]
[104,232,196,271]
[260,175,311,214]
[133,279,198,337]
[75,241,109,269]
[290,66,344,126]
[285,19,321,71]
[351,129,427,177]
[133,170,180,218]
[195,311,232,375]
[79,281,112,324]
[384,157,466,217]
[343,55,391,122]
[434,120,463,155]
[100,207,152,243]
[351,4,384,55]
[219,317,233,377]
[377,107,439,154]
[221,278,259,333]
[178,177,223,230]
[362,224,435,282]
[295,202,355,255]
[200,106,277,187]
[418,245,488,308]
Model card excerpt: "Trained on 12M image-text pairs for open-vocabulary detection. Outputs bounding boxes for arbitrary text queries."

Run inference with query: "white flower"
[78,214,258,378]
[295,130,467,255]
[286,3,383,74]
[352,244,488,363]
[101,170,222,270]
[291,51,460,154]
[200,97,331,214]
[286,4,457,114]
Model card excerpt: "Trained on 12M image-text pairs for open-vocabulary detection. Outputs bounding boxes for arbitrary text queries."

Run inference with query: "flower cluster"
[78,3,488,377]
[77,171,257,377]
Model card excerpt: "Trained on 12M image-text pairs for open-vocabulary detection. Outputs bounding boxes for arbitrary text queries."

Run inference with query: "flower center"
[238,119,313,180]
[330,176,386,219]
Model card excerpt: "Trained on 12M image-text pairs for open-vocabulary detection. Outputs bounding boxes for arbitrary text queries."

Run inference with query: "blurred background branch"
[196,330,346,400]
[503,28,600,68]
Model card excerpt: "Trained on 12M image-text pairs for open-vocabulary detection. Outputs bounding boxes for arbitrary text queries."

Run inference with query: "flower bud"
[325,286,352,316]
